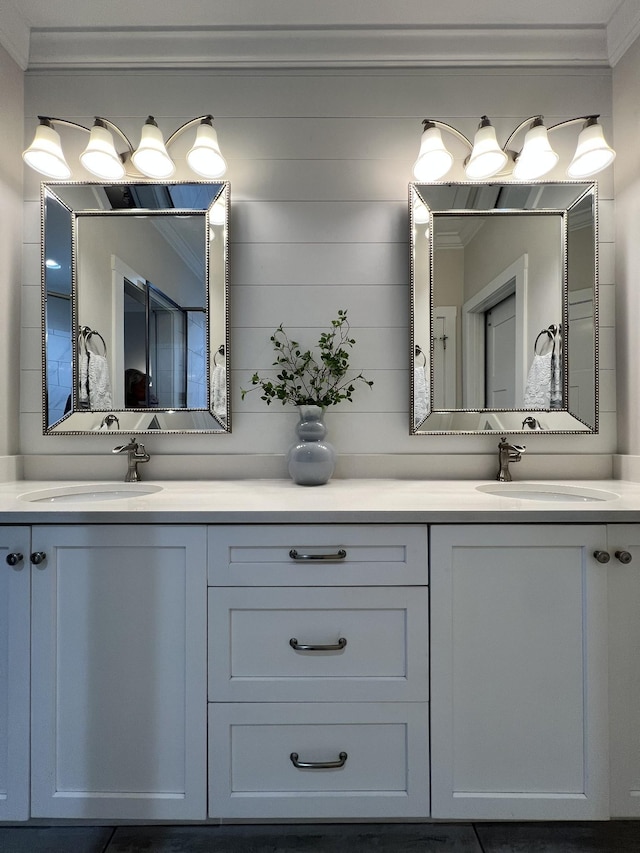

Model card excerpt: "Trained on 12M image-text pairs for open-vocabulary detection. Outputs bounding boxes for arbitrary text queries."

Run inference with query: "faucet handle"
[498,437,526,453]
[112,437,138,454]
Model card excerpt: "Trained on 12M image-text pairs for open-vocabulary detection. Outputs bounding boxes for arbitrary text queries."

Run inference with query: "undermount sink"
[20,483,163,504]
[476,483,619,503]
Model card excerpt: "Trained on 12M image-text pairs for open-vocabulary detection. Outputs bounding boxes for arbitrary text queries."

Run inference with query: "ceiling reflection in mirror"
[42,181,229,434]
[410,181,598,434]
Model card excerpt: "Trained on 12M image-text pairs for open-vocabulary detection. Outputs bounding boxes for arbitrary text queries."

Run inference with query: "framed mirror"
[410,181,598,434]
[42,181,229,434]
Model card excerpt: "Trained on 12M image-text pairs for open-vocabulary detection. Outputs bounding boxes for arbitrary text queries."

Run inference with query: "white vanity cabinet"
[0,527,30,821]
[29,525,207,820]
[607,524,640,817]
[207,524,430,819]
[1,506,636,824]
[430,524,609,821]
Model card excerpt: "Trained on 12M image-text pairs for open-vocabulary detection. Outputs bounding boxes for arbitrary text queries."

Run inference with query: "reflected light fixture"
[23,114,228,181]
[412,114,615,182]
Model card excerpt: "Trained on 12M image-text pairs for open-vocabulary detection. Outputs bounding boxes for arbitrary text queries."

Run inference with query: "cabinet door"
[430,524,608,820]
[0,527,30,821]
[608,524,640,817]
[30,525,207,820]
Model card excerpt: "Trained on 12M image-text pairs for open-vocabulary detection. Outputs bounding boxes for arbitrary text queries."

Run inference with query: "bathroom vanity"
[1,478,639,824]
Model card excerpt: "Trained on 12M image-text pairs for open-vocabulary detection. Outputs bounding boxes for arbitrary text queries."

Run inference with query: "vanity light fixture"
[131,116,175,178]
[23,114,227,181]
[412,114,615,182]
[464,116,508,180]
[22,118,72,180]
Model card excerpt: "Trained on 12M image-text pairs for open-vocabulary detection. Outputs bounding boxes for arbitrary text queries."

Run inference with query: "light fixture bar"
[23,114,228,181]
[412,113,615,182]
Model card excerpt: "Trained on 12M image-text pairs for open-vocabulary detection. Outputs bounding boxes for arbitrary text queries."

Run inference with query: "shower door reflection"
[124,279,207,410]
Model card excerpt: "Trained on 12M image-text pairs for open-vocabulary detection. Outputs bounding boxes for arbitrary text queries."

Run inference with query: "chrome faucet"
[112,438,151,482]
[497,436,526,482]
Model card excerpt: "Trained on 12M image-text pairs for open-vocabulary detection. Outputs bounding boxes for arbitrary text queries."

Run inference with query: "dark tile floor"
[0,822,639,853]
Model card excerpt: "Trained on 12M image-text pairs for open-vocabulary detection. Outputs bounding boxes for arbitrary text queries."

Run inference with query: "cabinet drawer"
[208,587,429,702]
[207,525,428,586]
[208,702,429,819]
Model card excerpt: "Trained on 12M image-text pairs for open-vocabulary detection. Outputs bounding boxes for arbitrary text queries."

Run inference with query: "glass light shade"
[465,122,508,180]
[513,123,559,180]
[413,125,454,181]
[22,123,71,179]
[132,119,176,179]
[567,121,616,178]
[187,122,227,178]
[80,123,125,180]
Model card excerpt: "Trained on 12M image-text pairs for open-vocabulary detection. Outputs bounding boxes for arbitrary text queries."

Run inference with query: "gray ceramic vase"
[287,405,336,486]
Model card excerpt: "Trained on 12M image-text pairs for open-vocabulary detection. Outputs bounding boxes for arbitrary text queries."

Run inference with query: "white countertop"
[2,478,640,523]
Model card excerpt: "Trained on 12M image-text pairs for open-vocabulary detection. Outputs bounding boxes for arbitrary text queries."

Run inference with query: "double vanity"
[13,158,621,824]
[1,477,640,824]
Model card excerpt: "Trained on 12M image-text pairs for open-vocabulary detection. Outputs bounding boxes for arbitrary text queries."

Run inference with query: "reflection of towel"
[550,350,562,409]
[414,365,430,426]
[523,352,562,410]
[212,364,227,420]
[87,353,112,409]
[78,333,112,410]
[79,347,90,408]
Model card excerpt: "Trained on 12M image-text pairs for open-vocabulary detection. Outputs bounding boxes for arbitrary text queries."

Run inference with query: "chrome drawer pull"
[289,637,347,652]
[290,751,348,769]
[289,548,347,561]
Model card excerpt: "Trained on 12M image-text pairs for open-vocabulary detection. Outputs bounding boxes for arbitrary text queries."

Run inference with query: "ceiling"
[2,0,639,71]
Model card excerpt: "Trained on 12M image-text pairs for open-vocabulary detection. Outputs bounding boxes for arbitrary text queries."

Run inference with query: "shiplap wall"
[614,36,640,459]
[0,43,23,462]
[20,67,616,479]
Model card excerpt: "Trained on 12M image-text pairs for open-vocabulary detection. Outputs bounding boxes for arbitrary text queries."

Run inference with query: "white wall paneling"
[21,67,617,473]
[614,35,640,456]
[0,44,24,461]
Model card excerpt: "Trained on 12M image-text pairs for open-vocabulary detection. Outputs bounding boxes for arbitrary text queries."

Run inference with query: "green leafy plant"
[241,309,373,407]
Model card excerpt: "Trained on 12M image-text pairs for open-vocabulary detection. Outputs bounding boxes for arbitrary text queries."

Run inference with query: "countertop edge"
[2,479,640,524]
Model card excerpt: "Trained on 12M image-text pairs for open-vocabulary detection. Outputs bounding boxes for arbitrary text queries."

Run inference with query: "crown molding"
[607,0,640,66]
[0,0,30,70]
[25,25,611,70]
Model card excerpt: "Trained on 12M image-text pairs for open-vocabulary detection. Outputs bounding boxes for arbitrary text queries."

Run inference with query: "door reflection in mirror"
[123,278,206,410]
[433,213,562,411]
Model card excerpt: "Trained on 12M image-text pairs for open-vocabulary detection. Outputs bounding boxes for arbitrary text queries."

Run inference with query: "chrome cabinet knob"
[593,550,610,564]
[6,553,23,566]
[615,550,633,564]
[30,551,47,565]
